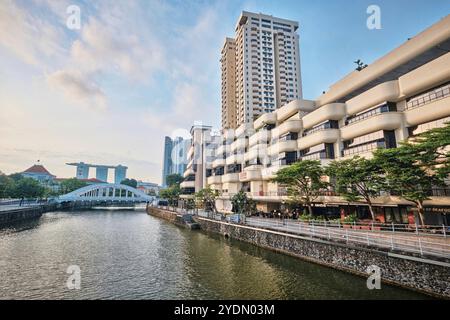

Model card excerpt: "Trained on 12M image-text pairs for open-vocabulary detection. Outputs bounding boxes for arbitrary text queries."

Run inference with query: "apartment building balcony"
[187,146,194,159]
[207,175,222,185]
[273,120,302,138]
[261,164,286,181]
[268,139,298,156]
[341,112,403,140]
[180,180,195,189]
[235,123,254,138]
[183,168,195,178]
[245,144,268,162]
[226,153,244,165]
[216,145,226,155]
[212,158,226,168]
[298,129,340,150]
[239,167,262,182]
[404,82,450,126]
[276,99,302,122]
[302,103,346,129]
[254,112,277,130]
[222,173,240,183]
[249,130,271,147]
[222,129,235,141]
[230,137,248,152]
[346,80,400,115]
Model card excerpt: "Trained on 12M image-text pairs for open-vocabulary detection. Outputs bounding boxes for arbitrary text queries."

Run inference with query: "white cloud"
[47,69,107,111]
[0,0,67,67]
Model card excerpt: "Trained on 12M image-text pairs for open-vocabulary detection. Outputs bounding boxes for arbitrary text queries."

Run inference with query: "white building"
[184,14,450,225]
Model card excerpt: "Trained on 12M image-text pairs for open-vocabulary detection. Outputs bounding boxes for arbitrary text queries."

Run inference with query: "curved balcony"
[183,168,195,178]
[297,129,340,150]
[346,81,400,115]
[207,175,222,185]
[212,158,226,168]
[226,153,244,165]
[187,146,194,160]
[405,95,450,126]
[340,112,403,140]
[180,181,195,189]
[302,103,346,129]
[216,144,226,156]
[245,144,268,162]
[249,130,270,147]
[239,168,262,182]
[261,165,286,181]
[276,100,302,122]
[222,173,240,183]
[222,128,235,142]
[268,139,298,156]
[254,112,277,130]
[235,123,254,138]
[231,137,248,152]
[272,120,302,139]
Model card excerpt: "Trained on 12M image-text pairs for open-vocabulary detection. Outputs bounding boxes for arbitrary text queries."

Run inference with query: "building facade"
[161,136,191,187]
[180,125,220,196]
[161,136,173,187]
[21,163,56,184]
[183,14,450,225]
[229,11,302,127]
[221,38,237,129]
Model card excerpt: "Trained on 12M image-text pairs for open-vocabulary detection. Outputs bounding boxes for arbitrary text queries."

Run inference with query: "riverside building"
[182,14,450,225]
[221,11,303,129]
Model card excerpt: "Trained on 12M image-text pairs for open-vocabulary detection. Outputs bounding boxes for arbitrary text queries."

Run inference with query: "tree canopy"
[120,178,138,188]
[272,160,328,215]
[326,156,384,220]
[166,174,184,187]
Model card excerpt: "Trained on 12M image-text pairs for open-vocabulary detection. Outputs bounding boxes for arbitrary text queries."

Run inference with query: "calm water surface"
[0,210,428,299]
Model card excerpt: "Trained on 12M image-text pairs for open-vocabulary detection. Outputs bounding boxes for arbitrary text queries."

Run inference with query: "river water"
[0,210,428,299]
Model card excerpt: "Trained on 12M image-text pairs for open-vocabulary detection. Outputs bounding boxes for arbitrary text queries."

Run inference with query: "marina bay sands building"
[67,162,128,184]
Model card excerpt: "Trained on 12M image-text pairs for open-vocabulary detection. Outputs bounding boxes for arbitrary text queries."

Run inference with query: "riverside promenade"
[148,205,450,298]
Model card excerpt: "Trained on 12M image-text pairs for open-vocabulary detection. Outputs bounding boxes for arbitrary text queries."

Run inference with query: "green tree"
[374,145,446,225]
[231,190,256,216]
[272,160,328,215]
[0,173,13,198]
[374,123,450,225]
[166,174,183,187]
[7,176,46,198]
[59,178,88,194]
[120,178,138,188]
[326,156,384,221]
[195,186,218,213]
[159,184,181,209]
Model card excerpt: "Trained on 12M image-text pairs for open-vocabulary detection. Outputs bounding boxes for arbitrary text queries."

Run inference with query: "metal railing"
[151,205,450,259]
[245,217,450,259]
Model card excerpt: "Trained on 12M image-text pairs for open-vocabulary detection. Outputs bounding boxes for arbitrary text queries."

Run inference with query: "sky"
[0,0,449,184]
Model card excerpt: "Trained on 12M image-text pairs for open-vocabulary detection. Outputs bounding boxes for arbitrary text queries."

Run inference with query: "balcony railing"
[345,103,396,126]
[302,121,338,137]
[406,82,450,110]
[342,140,386,157]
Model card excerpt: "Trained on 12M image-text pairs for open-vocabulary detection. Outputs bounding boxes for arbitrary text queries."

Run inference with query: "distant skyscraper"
[221,38,237,129]
[161,136,191,187]
[222,11,303,128]
[114,165,128,184]
[162,136,173,187]
[171,137,191,176]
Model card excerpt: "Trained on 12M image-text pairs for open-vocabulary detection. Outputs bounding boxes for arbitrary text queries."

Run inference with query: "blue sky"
[0,0,449,183]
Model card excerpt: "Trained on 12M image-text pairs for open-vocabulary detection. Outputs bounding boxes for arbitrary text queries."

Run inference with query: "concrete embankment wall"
[147,206,188,228]
[146,207,449,298]
[0,204,57,225]
[196,216,450,298]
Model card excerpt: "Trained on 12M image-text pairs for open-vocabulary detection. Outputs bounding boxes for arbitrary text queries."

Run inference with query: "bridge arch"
[58,183,153,203]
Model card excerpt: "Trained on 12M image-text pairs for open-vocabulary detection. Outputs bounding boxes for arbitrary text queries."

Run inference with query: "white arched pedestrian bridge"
[57,183,153,203]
